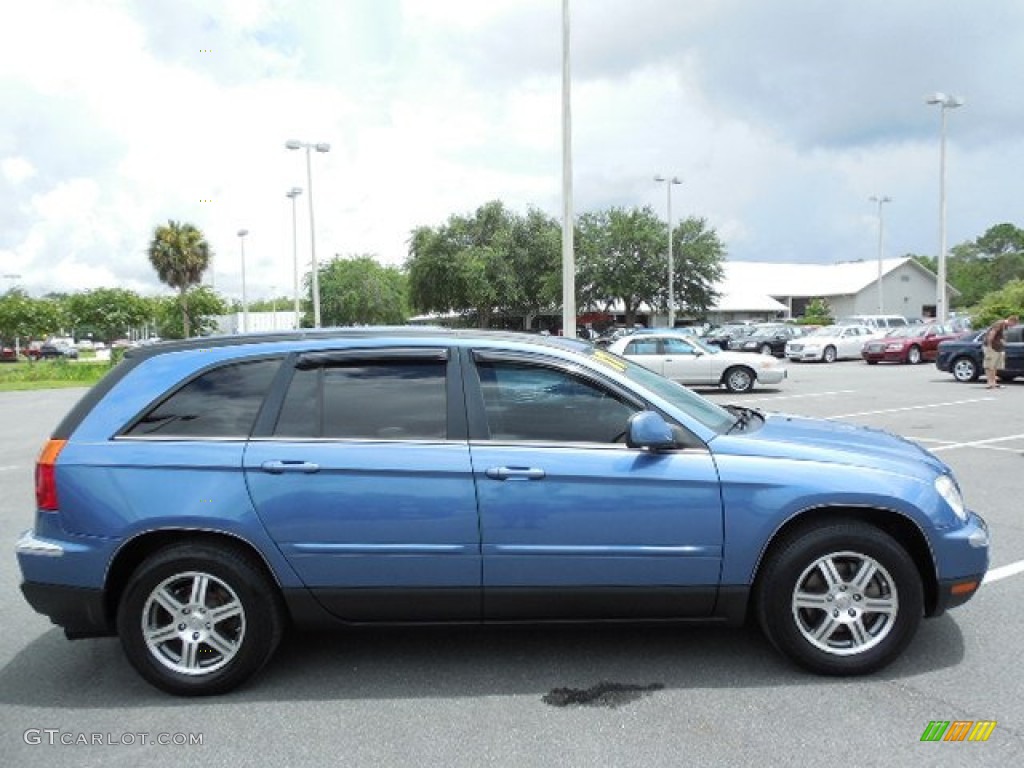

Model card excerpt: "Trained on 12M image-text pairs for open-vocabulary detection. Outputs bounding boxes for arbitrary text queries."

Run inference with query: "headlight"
[935,474,967,522]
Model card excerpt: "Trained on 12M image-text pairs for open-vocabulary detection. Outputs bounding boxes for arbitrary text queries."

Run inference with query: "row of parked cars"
[595,314,1022,392]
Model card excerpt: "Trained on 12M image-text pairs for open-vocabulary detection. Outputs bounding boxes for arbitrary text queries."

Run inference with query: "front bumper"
[929,512,989,617]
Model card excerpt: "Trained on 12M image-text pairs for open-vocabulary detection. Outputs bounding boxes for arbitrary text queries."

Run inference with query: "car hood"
[709,412,946,479]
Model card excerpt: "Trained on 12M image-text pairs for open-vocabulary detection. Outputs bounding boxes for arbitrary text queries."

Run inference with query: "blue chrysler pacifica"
[16,328,989,695]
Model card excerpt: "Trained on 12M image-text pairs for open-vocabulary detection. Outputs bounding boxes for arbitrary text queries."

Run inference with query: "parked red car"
[861,322,960,365]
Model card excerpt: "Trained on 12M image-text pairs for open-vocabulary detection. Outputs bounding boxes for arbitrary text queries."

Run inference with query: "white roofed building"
[708,257,953,323]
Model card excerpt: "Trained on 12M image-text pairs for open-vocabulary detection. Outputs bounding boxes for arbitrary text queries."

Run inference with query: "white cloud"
[2,0,1022,303]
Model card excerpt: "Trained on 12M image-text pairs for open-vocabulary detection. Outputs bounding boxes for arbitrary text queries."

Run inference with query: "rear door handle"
[261,460,320,474]
[485,466,546,481]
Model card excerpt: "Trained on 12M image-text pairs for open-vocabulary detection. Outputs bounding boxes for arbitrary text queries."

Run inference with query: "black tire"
[865,359,878,365]
[822,346,837,364]
[754,522,923,676]
[117,543,284,696]
[906,345,922,365]
[723,366,755,393]
[760,344,774,356]
[951,356,979,383]
[997,373,1017,383]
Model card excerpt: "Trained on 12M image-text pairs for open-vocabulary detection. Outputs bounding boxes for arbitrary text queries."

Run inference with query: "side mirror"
[626,411,677,451]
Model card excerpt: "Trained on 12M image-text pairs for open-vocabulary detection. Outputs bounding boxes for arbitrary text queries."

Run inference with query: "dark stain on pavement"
[542,681,664,708]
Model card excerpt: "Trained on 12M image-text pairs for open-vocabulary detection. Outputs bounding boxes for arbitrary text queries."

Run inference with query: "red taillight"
[35,439,66,511]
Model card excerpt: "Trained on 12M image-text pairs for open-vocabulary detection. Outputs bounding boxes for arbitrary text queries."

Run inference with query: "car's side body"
[861,323,960,365]
[935,325,1024,382]
[609,333,786,392]
[16,329,988,694]
[785,325,877,363]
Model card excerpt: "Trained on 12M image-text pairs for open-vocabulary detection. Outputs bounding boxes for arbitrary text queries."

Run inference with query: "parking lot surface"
[1,362,1022,767]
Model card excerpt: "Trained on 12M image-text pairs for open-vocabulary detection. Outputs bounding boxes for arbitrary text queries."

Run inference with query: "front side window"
[125,358,281,438]
[274,359,447,439]
[662,338,696,355]
[475,360,637,443]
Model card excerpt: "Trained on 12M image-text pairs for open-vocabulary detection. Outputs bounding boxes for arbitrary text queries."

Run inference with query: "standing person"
[983,314,1019,389]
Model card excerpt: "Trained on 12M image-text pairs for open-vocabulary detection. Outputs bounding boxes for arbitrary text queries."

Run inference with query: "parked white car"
[609,333,787,393]
[785,324,877,363]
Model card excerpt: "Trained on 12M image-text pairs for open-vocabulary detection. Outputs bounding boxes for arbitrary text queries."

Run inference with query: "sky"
[2,0,1023,302]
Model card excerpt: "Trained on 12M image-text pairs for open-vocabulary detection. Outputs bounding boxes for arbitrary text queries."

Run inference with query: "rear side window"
[124,358,281,438]
[274,360,447,439]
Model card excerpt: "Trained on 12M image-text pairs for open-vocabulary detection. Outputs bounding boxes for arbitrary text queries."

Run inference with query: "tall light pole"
[560,0,576,338]
[286,187,303,329]
[286,139,330,328]
[654,175,682,327]
[237,229,249,333]
[926,92,963,323]
[869,195,891,314]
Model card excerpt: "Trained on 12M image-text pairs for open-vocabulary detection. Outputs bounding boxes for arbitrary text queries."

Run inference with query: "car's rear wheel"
[951,356,979,382]
[906,345,922,365]
[117,543,284,696]
[723,366,755,393]
[755,522,923,675]
[760,344,774,356]
[822,346,837,363]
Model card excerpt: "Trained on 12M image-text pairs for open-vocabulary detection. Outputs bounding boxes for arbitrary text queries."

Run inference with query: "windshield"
[584,347,735,433]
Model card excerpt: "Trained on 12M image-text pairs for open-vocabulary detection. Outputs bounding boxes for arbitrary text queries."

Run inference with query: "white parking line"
[0,465,23,472]
[929,433,1024,453]
[744,389,856,403]
[828,397,995,419]
[984,560,1024,584]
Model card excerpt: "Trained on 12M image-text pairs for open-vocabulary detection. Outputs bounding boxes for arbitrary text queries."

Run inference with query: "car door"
[464,349,724,621]
[660,336,713,385]
[243,347,481,622]
[1005,326,1024,374]
[839,327,865,359]
[619,337,664,376]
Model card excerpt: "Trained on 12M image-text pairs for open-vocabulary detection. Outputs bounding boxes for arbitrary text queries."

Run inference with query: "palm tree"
[147,220,212,338]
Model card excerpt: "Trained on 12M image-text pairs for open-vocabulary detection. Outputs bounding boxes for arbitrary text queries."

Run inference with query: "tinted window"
[625,339,659,355]
[274,360,446,439]
[476,361,637,443]
[126,358,280,438]
[662,338,696,354]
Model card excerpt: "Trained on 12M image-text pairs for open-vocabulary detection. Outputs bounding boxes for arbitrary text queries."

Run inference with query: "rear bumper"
[20,581,112,638]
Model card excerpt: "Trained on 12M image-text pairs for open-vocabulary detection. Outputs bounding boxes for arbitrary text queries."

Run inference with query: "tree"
[576,206,666,327]
[505,208,561,329]
[316,255,408,326]
[969,278,1024,328]
[0,290,66,343]
[154,285,229,339]
[667,216,725,317]
[67,288,152,343]
[407,201,522,327]
[147,220,212,338]
[248,296,294,313]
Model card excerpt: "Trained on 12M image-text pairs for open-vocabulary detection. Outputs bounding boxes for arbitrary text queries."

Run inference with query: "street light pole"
[237,229,249,333]
[561,0,576,339]
[654,175,682,327]
[926,92,963,323]
[869,195,891,314]
[286,139,330,328]
[286,187,303,329]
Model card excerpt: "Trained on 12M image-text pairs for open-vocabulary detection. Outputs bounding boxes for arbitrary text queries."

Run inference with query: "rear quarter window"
[122,358,281,438]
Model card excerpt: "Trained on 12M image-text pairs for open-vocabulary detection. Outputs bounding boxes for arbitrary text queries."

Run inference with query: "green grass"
[0,360,111,391]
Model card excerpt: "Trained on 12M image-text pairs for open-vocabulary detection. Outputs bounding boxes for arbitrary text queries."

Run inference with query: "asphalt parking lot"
[1,360,1022,767]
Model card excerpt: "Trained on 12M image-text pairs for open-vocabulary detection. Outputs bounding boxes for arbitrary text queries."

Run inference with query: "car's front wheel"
[822,346,838,363]
[906,345,922,365]
[755,522,923,676]
[723,366,755,393]
[951,356,979,382]
[117,543,284,696]
[760,344,774,356]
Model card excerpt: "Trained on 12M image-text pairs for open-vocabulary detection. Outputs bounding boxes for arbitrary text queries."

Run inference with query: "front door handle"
[261,460,321,474]
[485,466,546,481]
